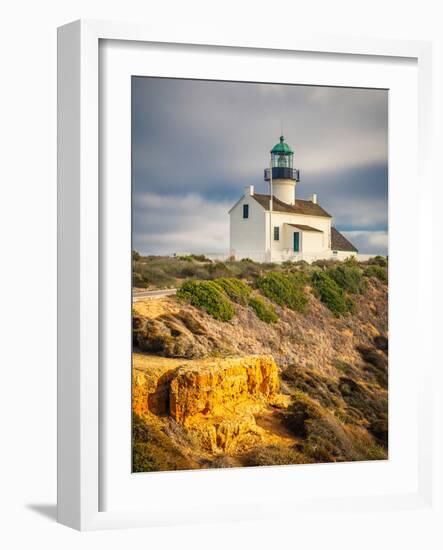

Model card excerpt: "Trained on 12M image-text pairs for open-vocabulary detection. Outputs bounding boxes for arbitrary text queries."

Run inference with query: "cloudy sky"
[132,77,388,255]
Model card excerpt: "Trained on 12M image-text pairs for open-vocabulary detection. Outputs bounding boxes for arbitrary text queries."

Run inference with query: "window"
[243,204,249,219]
[274,226,280,241]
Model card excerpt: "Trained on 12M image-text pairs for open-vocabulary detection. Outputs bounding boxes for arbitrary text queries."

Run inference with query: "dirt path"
[133,296,179,318]
[255,410,298,447]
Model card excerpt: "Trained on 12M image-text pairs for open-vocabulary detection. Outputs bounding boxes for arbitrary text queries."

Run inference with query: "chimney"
[310,193,318,204]
[244,185,254,196]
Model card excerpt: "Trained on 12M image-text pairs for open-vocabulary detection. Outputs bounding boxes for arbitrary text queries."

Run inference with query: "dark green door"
[293,232,300,252]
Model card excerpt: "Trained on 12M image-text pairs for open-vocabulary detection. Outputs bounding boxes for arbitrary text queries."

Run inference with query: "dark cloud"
[132,77,388,255]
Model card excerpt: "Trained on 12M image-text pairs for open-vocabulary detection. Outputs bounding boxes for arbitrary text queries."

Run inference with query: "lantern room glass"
[271,151,293,169]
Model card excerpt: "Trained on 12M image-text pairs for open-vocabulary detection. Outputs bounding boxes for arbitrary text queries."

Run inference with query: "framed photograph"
[57,20,433,530]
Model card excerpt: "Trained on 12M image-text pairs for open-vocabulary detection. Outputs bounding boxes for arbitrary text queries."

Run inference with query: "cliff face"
[132,277,388,471]
[169,356,279,422]
[133,278,388,375]
[133,355,288,453]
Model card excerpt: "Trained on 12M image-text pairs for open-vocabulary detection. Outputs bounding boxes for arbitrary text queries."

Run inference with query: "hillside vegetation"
[132,254,388,471]
[132,251,387,291]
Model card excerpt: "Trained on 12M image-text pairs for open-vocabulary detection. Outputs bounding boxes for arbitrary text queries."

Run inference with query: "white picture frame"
[57,19,433,531]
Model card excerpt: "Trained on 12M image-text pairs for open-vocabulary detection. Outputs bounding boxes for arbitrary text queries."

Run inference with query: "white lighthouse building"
[229,135,358,263]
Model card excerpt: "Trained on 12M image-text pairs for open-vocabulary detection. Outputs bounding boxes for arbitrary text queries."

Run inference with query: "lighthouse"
[264,135,300,205]
[228,134,358,263]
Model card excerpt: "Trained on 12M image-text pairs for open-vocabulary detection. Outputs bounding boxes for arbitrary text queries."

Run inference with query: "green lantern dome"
[264,134,299,183]
[270,135,294,155]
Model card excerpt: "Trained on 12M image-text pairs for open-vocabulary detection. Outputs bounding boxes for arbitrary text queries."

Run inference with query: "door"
[293,232,300,252]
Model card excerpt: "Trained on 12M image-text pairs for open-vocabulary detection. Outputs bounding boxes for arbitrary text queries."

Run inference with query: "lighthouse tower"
[264,135,299,205]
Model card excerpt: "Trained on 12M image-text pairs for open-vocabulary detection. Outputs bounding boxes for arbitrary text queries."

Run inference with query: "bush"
[312,259,339,269]
[364,265,388,283]
[189,254,211,262]
[237,262,262,280]
[248,295,278,324]
[132,272,148,288]
[284,393,353,461]
[326,264,363,294]
[132,414,193,472]
[374,334,388,353]
[207,261,233,278]
[256,272,308,313]
[356,345,388,388]
[282,364,341,408]
[214,277,251,305]
[245,445,308,467]
[311,271,355,316]
[179,265,207,278]
[284,392,387,462]
[176,280,235,321]
[368,255,388,267]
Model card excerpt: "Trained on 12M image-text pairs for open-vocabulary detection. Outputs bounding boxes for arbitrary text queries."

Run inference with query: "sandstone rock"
[185,414,261,454]
[169,355,279,424]
[132,354,284,453]
[135,311,213,358]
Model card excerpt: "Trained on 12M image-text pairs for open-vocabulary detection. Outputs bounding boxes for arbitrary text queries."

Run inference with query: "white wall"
[266,210,331,261]
[266,211,331,251]
[229,194,267,260]
[300,229,324,254]
[230,197,332,262]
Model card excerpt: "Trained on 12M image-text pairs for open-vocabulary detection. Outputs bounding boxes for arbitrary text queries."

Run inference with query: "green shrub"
[312,259,339,269]
[281,260,295,268]
[356,345,388,388]
[364,265,388,283]
[189,254,211,262]
[282,364,341,408]
[132,414,193,472]
[256,272,308,313]
[132,272,148,287]
[176,280,235,321]
[368,255,388,267]
[284,392,386,463]
[311,271,354,316]
[343,255,359,267]
[244,445,308,467]
[214,277,251,305]
[207,261,232,278]
[248,295,278,324]
[374,334,388,353]
[326,264,363,294]
[237,262,262,280]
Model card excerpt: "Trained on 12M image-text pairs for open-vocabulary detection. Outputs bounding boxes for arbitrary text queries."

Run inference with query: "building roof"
[331,227,358,252]
[252,193,332,218]
[286,223,323,233]
[271,135,294,155]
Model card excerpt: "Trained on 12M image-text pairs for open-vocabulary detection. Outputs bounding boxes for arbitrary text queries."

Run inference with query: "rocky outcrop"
[132,354,285,452]
[169,355,279,422]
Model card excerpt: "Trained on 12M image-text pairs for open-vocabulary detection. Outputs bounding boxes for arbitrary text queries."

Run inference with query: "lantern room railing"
[264,167,300,182]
